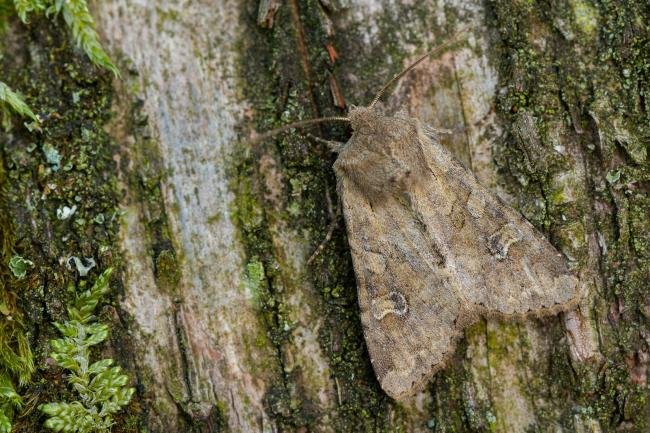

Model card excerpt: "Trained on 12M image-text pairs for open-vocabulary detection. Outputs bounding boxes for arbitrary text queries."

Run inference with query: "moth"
[334,104,579,399]
[254,35,580,400]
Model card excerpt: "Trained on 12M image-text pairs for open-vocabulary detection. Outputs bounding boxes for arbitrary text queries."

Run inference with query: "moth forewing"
[333,107,579,400]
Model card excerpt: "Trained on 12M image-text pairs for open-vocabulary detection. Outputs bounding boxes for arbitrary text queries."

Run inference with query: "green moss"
[40,268,135,433]
[0,81,39,125]
[485,322,519,354]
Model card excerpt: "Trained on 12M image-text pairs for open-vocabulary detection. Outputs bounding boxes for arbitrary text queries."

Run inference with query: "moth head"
[348,105,380,133]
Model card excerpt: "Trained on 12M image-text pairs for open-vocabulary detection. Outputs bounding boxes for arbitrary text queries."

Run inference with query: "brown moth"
[333,105,579,399]
[253,35,580,400]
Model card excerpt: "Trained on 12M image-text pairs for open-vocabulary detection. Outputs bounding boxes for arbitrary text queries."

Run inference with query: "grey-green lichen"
[7,255,33,280]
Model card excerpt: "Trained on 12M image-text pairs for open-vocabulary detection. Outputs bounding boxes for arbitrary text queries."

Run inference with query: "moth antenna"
[369,29,469,108]
[249,116,350,145]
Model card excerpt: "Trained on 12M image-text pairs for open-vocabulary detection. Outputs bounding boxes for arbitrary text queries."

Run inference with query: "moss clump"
[40,268,135,433]
[1,0,119,134]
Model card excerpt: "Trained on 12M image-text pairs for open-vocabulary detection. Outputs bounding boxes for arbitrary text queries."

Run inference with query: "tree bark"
[1,0,649,432]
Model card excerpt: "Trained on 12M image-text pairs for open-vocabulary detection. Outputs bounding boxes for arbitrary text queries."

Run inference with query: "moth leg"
[304,133,346,153]
[307,188,341,265]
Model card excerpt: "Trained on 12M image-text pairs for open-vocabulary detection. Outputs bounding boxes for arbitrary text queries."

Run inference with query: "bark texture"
[1,0,648,432]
